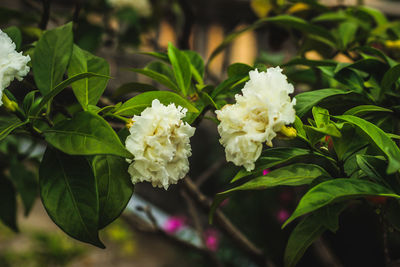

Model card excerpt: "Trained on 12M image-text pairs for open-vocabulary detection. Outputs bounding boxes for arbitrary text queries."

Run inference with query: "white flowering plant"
[1,1,400,266]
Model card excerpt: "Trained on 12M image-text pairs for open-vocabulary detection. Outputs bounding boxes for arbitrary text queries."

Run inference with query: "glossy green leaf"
[114,91,198,116]
[295,89,352,118]
[168,43,192,96]
[231,148,315,183]
[283,178,400,228]
[4,26,22,50]
[9,162,37,216]
[210,164,329,223]
[93,155,133,229]
[184,50,204,83]
[33,22,73,95]
[358,6,388,26]
[39,147,104,247]
[0,176,18,232]
[34,72,110,116]
[344,105,393,116]
[334,69,364,93]
[334,115,400,174]
[68,45,110,109]
[44,111,132,158]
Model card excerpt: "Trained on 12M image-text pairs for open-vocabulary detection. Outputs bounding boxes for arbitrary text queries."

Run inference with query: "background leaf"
[0,176,18,232]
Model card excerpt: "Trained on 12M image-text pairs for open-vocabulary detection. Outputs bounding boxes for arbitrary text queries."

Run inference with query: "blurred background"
[1,0,400,266]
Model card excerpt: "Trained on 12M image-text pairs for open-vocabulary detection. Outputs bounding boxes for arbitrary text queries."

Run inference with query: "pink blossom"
[263,169,270,175]
[220,198,230,207]
[204,229,219,251]
[163,216,186,234]
[276,209,290,224]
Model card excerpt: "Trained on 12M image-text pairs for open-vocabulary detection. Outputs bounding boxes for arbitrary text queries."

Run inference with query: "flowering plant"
[1,1,400,266]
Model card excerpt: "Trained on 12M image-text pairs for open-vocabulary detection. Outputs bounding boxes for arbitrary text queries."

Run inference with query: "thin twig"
[182,177,276,267]
[195,158,226,186]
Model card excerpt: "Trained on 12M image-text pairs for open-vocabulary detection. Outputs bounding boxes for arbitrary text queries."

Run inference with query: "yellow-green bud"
[2,94,18,112]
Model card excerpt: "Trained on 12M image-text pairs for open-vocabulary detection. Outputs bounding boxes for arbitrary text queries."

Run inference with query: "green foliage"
[32,23,73,95]
[92,155,133,229]
[68,45,110,109]
[3,2,400,265]
[39,147,104,248]
[44,111,132,158]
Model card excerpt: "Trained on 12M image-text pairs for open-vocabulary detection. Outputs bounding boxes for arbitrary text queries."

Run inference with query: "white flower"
[216,67,296,171]
[125,99,195,190]
[108,0,152,17]
[0,29,30,106]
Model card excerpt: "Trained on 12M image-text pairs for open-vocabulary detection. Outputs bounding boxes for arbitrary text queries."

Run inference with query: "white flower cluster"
[125,99,195,190]
[0,29,30,106]
[108,0,152,17]
[216,67,296,171]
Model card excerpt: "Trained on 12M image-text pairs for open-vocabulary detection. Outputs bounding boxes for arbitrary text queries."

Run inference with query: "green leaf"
[334,115,400,174]
[39,147,104,247]
[358,6,388,26]
[210,164,329,223]
[9,162,37,216]
[112,82,158,99]
[34,72,111,116]
[334,69,364,93]
[294,116,308,142]
[3,26,22,50]
[33,22,73,95]
[381,64,400,96]
[231,148,315,183]
[114,91,199,116]
[44,111,132,158]
[283,178,400,228]
[184,50,204,83]
[312,106,329,128]
[284,215,326,267]
[295,89,353,118]
[282,58,337,68]
[0,176,18,232]
[93,155,133,229]
[168,43,192,96]
[128,68,179,92]
[211,75,249,98]
[338,21,358,49]
[344,105,393,116]
[68,45,110,109]
[227,63,253,77]
[0,118,28,141]
[139,51,169,62]
[356,155,387,181]
[284,203,346,267]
